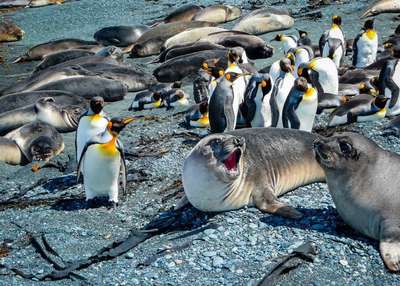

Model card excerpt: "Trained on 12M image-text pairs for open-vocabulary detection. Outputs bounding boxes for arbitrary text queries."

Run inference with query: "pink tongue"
[224,151,237,171]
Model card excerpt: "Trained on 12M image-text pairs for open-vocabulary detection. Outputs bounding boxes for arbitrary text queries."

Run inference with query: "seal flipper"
[380,221,400,272]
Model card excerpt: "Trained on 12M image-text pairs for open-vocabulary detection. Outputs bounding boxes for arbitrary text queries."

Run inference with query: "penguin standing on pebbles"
[352,19,378,68]
[378,58,400,116]
[78,117,136,208]
[76,96,109,164]
[319,15,345,65]
[273,34,298,55]
[282,77,318,132]
[185,101,210,128]
[297,29,312,46]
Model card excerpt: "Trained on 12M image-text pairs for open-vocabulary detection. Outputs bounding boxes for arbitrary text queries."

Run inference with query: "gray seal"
[0,121,64,166]
[361,0,400,18]
[93,25,150,47]
[314,132,400,272]
[163,4,203,23]
[34,49,96,72]
[180,128,325,218]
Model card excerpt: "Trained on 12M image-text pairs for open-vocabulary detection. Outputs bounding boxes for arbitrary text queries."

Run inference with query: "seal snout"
[313,138,330,162]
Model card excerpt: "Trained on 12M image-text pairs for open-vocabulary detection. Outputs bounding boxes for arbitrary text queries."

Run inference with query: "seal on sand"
[180,128,325,218]
[314,132,400,272]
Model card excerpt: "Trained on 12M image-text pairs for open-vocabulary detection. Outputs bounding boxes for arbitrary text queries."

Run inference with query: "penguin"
[377,58,400,116]
[323,37,344,68]
[185,101,210,128]
[273,34,298,55]
[269,53,296,83]
[163,89,189,109]
[319,15,345,56]
[201,61,225,100]
[76,96,109,164]
[209,71,246,133]
[270,58,296,127]
[290,46,314,75]
[193,70,212,104]
[352,19,378,68]
[297,58,342,113]
[77,117,136,208]
[328,95,388,126]
[241,73,273,127]
[282,76,318,132]
[297,29,312,46]
[129,91,163,111]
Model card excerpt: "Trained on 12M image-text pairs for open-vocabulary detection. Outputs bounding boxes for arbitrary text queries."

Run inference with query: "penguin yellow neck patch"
[89,114,102,122]
[153,99,162,108]
[331,24,340,30]
[98,136,119,156]
[365,29,377,40]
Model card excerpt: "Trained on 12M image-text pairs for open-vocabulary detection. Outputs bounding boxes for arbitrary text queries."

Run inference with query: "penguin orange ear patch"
[225,73,231,81]
[202,62,208,70]
[218,69,224,77]
[261,80,267,88]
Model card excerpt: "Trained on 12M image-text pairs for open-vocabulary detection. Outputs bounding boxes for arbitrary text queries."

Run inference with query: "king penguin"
[282,77,318,132]
[352,19,378,68]
[273,34,298,55]
[185,101,210,128]
[77,117,136,208]
[319,15,345,65]
[241,73,273,127]
[270,58,296,127]
[76,96,109,164]
[297,29,312,46]
[378,58,400,116]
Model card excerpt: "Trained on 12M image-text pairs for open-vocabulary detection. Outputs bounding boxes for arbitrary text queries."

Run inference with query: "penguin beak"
[123,116,143,125]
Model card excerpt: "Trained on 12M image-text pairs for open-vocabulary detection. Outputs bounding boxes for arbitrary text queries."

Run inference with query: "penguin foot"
[85,197,113,209]
[85,199,98,209]
[106,201,118,209]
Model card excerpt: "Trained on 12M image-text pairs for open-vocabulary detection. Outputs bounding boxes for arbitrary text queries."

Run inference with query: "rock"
[212,256,224,268]
[203,251,217,257]
[339,259,349,267]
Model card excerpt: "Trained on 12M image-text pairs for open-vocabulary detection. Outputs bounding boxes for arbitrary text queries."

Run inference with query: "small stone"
[175,259,184,265]
[339,259,349,267]
[213,256,224,268]
[236,269,243,274]
[203,251,217,257]
[201,263,212,271]
[125,252,135,259]
[167,261,176,268]
[249,223,258,229]
[204,229,216,236]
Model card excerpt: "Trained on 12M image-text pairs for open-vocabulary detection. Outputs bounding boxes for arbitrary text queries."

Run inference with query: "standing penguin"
[319,15,345,63]
[323,37,344,68]
[270,58,296,127]
[290,46,314,75]
[76,96,109,164]
[209,72,246,133]
[273,34,298,54]
[282,77,318,132]
[241,73,273,127]
[297,29,312,46]
[378,58,400,115]
[352,19,378,68]
[77,117,135,208]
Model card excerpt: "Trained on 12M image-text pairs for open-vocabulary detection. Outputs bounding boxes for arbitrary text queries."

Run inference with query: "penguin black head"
[395,24,400,35]
[273,34,283,41]
[108,117,136,135]
[228,47,244,64]
[297,63,309,79]
[260,77,272,94]
[224,72,242,83]
[374,96,389,109]
[175,89,185,99]
[172,81,182,88]
[286,52,296,66]
[363,19,374,30]
[199,101,208,114]
[89,96,105,114]
[295,77,308,92]
[279,58,293,73]
[153,92,162,101]
[297,29,308,39]
[332,15,342,26]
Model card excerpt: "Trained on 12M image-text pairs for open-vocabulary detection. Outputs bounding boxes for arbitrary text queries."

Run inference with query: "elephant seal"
[0,90,85,114]
[156,42,226,63]
[0,19,24,42]
[181,128,325,218]
[34,49,96,72]
[233,7,294,35]
[0,97,84,135]
[93,25,150,47]
[314,132,400,272]
[0,121,64,166]
[192,5,241,23]
[14,38,99,62]
[361,0,400,18]
[130,21,217,57]
[28,0,65,7]
[34,77,127,102]
[163,4,203,23]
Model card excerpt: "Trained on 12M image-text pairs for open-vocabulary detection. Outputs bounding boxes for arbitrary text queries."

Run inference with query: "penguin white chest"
[296,90,318,132]
[252,89,272,127]
[276,74,295,127]
[76,116,108,162]
[82,144,121,202]
[356,33,378,68]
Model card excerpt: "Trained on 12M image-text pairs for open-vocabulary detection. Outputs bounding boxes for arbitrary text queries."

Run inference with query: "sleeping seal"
[34,49,96,72]
[192,5,241,23]
[0,97,84,135]
[181,128,325,218]
[93,25,149,47]
[0,121,64,166]
[233,7,294,35]
[0,19,24,42]
[314,132,400,272]
[361,0,400,18]
[163,4,203,23]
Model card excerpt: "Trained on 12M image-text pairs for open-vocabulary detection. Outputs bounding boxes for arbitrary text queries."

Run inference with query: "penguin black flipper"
[116,140,127,197]
[282,92,301,129]
[270,84,280,127]
[76,140,98,183]
[352,33,361,67]
[319,31,328,55]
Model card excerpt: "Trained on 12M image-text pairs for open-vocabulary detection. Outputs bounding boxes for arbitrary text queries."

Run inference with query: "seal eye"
[339,141,352,155]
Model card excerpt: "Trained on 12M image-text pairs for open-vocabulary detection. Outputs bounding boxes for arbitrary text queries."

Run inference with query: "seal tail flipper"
[256,198,303,219]
[121,44,134,53]
[12,56,27,64]
[380,241,400,272]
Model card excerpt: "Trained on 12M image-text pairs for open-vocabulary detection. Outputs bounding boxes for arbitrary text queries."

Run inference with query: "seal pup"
[0,19,24,42]
[77,117,136,208]
[233,7,294,35]
[180,128,325,217]
[353,19,378,68]
[0,97,84,135]
[94,25,149,48]
[14,38,99,62]
[130,21,217,57]
[361,0,400,18]
[192,5,241,23]
[1,121,64,166]
[314,132,400,271]
[282,77,318,132]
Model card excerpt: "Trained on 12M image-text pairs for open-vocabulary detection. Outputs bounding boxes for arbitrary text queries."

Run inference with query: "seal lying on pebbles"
[94,25,149,47]
[314,133,400,272]
[180,128,325,218]
[233,7,294,35]
[34,49,96,72]
[0,97,84,135]
[192,5,241,23]
[157,42,226,63]
[14,38,98,62]
[0,19,24,42]
[361,0,400,18]
[162,4,203,23]
[0,121,64,166]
